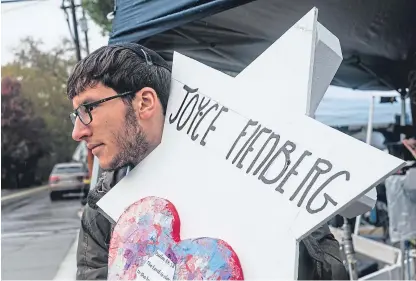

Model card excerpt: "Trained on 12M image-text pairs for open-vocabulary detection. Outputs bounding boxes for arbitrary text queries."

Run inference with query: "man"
[68,43,348,280]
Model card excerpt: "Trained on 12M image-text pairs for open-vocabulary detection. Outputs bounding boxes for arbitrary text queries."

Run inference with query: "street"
[1,188,82,280]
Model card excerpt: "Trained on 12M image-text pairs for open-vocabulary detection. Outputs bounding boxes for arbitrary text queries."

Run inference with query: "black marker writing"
[306,171,348,214]
[187,96,210,135]
[191,103,218,141]
[169,85,198,124]
[168,85,228,147]
[177,94,198,131]
[226,119,258,161]
[251,132,281,176]
[275,150,312,193]
[227,119,350,214]
[289,158,332,207]
[258,140,296,185]
[237,126,270,169]
[169,83,349,215]
[245,127,273,174]
[200,106,229,146]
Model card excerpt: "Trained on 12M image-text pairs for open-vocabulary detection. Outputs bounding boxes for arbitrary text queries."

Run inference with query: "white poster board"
[98,8,405,280]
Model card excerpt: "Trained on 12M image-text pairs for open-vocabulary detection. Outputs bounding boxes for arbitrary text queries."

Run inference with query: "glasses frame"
[70,91,134,126]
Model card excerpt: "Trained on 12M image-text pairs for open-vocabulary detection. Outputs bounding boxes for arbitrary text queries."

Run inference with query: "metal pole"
[70,3,94,181]
[70,0,81,62]
[366,95,375,145]
[81,8,90,55]
[68,0,94,199]
[400,93,407,140]
[344,95,375,276]
[401,240,407,280]
[401,94,406,126]
[409,70,416,137]
[342,217,358,280]
[354,95,375,235]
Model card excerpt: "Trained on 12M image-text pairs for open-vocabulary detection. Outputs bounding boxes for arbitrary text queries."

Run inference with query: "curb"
[53,207,84,280]
[1,185,49,201]
[53,231,79,281]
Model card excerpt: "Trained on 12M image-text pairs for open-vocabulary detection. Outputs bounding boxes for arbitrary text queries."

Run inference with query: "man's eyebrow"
[73,98,96,110]
[80,98,96,105]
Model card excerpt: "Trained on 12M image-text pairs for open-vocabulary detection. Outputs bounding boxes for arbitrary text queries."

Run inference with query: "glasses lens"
[70,112,77,125]
[78,105,92,125]
[71,105,92,125]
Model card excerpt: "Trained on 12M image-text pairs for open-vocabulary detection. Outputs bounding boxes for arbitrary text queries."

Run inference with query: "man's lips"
[87,143,103,151]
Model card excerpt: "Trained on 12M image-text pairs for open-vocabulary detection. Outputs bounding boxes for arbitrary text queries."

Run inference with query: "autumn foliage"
[1,38,78,189]
[1,77,49,188]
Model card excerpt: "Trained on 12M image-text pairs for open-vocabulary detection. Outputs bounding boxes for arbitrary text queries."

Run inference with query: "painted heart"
[108,196,244,280]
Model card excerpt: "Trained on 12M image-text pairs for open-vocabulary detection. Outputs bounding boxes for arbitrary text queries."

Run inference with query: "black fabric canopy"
[109,0,416,92]
[108,0,416,131]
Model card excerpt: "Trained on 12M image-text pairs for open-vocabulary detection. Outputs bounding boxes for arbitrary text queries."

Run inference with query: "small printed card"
[136,250,176,281]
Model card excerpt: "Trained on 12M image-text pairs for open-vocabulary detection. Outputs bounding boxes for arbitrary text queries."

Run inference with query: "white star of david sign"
[98,8,405,280]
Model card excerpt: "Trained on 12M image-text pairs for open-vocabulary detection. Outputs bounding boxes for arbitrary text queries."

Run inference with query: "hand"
[402,138,416,159]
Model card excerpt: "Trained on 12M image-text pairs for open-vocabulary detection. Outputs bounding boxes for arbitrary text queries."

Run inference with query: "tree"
[1,77,50,189]
[2,37,78,188]
[82,0,113,36]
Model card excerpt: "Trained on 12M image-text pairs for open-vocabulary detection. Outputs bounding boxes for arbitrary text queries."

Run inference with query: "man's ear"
[133,87,158,120]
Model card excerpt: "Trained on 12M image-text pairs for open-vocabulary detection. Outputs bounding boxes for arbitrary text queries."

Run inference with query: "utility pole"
[61,0,94,182]
[69,0,82,61]
[79,7,90,55]
[76,4,93,177]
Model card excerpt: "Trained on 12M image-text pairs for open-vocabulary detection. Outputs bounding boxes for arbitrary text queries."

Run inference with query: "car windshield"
[53,166,85,174]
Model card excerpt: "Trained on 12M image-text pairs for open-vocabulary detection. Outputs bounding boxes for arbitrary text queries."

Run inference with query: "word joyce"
[227,119,351,214]
[168,85,228,147]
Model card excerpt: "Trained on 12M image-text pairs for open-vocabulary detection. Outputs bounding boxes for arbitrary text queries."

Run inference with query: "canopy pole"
[399,90,407,140]
[409,69,416,137]
[366,95,375,145]
[411,98,416,137]
[353,95,375,235]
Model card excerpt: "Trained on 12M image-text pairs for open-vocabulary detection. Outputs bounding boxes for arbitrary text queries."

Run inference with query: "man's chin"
[98,157,127,172]
[97,158,113,171]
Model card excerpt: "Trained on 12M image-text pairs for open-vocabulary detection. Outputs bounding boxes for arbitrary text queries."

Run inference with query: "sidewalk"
[53,208,83,280]
[54,231,79,280]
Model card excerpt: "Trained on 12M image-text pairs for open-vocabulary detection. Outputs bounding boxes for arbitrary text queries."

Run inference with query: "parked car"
[48,162,90,201]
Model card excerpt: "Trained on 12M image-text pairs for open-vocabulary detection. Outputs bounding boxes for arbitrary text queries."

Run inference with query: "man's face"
[71,83,150,171]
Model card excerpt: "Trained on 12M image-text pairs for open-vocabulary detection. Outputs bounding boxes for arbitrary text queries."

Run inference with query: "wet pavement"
[1,189,82,280]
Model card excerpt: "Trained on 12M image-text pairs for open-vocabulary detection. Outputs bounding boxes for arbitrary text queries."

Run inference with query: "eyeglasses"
[70,91,134,126]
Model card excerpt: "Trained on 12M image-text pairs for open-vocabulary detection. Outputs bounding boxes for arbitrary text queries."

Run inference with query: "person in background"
[67,43,349,280]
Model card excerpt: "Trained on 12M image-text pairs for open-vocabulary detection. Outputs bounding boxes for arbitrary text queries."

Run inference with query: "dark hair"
[66,43,171,114]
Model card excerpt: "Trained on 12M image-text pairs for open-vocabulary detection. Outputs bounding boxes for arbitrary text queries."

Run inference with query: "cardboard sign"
[98,8,405,280]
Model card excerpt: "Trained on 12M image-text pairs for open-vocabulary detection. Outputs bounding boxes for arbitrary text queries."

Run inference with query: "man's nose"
[72,118,92,141]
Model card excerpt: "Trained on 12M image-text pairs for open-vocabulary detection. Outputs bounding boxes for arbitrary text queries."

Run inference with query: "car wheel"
[50,191,61,201]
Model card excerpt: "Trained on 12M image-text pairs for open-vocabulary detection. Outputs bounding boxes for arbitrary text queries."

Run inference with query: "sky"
[1,0,412,127]
[1,0,108,64]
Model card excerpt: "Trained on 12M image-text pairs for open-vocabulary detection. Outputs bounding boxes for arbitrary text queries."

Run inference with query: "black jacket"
[76,168,349,280]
